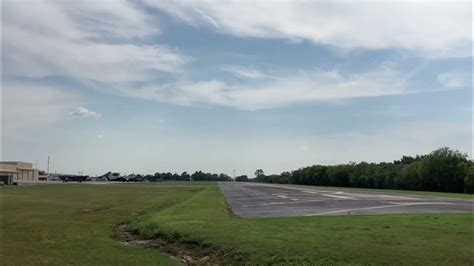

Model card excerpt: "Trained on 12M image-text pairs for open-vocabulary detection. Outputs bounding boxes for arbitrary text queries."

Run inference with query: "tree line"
[117,171,232,182]
[247,147,473,194]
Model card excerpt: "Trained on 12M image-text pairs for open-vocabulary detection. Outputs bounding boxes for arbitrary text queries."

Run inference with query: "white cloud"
[96,135,104,139]
[3,0,157,41]
[4,0,469,116]
[151,1,472,58]
[126,66,405,110]
[5,27,187,82]
[438,71,471,88]
[3,0,188,83]
[69,107,102,119]
[193,7,219,28]
[222,66,266,79]
[58,0,159,39]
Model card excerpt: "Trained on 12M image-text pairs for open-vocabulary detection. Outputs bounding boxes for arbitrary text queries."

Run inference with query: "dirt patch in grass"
[81,206,112,214]
[115,223,234,265]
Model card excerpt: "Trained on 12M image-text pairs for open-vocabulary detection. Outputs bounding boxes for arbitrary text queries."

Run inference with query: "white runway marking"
[388,201,473,206]
[242,199,323,207]
[233,196,273,200]
[291,198,299,201]
[272,194,289,199]
[322,194,356,200]
[305,202,473,216]
[375,194,419,200]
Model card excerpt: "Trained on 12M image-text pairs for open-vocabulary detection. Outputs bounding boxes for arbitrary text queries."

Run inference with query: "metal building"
[0,162,39,182]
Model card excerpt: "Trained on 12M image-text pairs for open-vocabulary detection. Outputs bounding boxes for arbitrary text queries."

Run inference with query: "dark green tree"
[235,175,249,182]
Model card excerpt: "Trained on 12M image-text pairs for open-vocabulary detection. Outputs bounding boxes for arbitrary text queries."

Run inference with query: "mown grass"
[1,182,473,265]
[131,184,474,265]
[0,184,189,265]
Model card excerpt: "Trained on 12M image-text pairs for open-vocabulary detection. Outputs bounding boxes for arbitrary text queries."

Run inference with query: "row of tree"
[248,148,473,194]
[137,171,232,182]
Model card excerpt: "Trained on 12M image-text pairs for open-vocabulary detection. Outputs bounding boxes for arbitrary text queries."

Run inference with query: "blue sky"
[2,1,472,177]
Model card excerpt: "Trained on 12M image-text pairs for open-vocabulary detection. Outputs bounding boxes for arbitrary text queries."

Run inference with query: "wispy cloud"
[69,107,102,119]
[438,71,471,89]
[126,66,406,111]
[152,1,472,58]
[4,0,470,115]
[193,7,219,28]
[59,0,159,39]
[222,66,266,79]
[4,0,188,83]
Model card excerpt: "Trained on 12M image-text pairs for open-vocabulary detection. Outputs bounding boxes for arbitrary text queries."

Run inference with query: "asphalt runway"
[219,182,474,218]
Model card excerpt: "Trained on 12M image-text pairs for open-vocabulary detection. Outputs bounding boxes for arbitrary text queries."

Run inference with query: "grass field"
[1,182,473,265]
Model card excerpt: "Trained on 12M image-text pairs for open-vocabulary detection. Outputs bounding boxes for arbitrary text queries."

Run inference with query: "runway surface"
[219,182,473,218]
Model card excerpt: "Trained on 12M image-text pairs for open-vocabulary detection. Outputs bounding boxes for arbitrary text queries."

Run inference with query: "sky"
[2,0,473,177]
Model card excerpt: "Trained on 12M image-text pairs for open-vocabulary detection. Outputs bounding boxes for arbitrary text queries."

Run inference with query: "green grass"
[1,183,473,265]
[0,184,186,265]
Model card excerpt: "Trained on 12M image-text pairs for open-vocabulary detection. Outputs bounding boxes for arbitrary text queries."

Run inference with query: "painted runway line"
[342,193,419,200]
[322,194,356,200]
[272,194,289,199]
[242,199,324,207]
[305,202,473,216]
